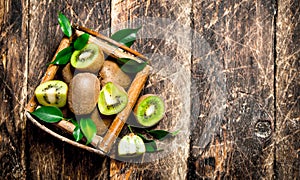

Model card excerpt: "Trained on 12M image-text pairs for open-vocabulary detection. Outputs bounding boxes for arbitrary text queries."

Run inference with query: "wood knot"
[254,120,272,139]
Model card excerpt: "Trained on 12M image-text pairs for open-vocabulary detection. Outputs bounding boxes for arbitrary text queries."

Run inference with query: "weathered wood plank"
[0,0,28,179]
[189,0,275,179]
[27,1,69,177]
[276,0,300,178]
[110,0,191,179]
[1,0,299,178]
[27,1,111,179]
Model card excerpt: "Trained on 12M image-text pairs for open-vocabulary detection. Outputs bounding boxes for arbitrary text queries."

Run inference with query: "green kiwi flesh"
[70,43,104,73]
[98,82,128,115]
[35,80,68,107]
[118,133,145,157]
[134,94,165,127]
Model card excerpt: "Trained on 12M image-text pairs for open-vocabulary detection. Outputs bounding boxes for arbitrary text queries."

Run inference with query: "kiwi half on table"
[35,80,68,108]
[71,43,104,73]
[134,94,165,127]
[98,82,128,115]
[118,133,146,157]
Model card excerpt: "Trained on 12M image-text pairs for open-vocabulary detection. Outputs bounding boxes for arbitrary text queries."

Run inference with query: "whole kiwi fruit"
[99,60,131,89]
[71,43,104,73]
[62,63,74,84]
[90,107,112,135]
[68,73,100,115]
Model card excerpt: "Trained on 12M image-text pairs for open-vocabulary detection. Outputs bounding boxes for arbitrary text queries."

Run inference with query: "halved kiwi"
[118,133,146,157]
[98,82,128,115]
[70,43,104,73]
[134,94,165,127]
[35,80,68,107]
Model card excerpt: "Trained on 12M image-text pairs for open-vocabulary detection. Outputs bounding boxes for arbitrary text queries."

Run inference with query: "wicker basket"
[25,26,151,156]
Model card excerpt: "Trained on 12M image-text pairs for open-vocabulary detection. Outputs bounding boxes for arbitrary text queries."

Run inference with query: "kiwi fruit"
[68,73,100,115]
[118,133,145,157]
[61,106,73,118]
[98,82,128,115]
[99,60,131,89]
[134,94,165,127]
[35,80,68,107]
[62,63,74,84]
[90,107,112,135]
[71,43,104,73]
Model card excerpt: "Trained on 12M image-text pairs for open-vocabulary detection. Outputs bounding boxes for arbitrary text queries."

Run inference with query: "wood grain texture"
[27,0,111,179]
[189,0,275,179]
[276,0,300,178]
[109,0,191,179]
[0,0,28,179]
[1,0,300,179]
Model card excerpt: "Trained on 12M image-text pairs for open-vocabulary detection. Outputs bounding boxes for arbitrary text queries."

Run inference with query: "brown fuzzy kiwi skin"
[73,44,105,74]
[68,73,100,115]
[62,63,74,84]
[61,106,74,118]
[133,94,165,127]
[90,107,113,135]
[99,60,131,89]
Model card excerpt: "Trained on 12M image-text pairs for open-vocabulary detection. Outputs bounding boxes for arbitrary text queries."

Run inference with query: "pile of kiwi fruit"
[34,42,166,155]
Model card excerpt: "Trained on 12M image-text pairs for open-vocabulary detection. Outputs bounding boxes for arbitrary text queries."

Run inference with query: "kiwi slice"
[35,80,68,107]
[134,94,165,127]
[70,43,104,73]
[98,82,128,115]
[118,133,146,157]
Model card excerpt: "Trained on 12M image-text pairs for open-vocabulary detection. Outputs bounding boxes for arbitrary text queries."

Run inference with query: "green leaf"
[137,133,159,153]
[80,118,97,144]
[73,125,84,142]
[110,26,142,47]
[58,12,72,38]
[147,130,180,141]
[31,106,63,123]
[51,46,73,65]
[74,33,90,50]
[118,58,147,73]
[171,129,180,136]
[137,133,152,143]
[145,142,159,153]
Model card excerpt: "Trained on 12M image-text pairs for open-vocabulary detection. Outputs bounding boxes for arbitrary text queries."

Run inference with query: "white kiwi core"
[145,104,155,116]
[79,51,92,60]
[46,87,57,104]
[104,90,118,106]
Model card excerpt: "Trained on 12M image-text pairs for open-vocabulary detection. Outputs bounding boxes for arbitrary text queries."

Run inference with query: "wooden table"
[0,0,299,179]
